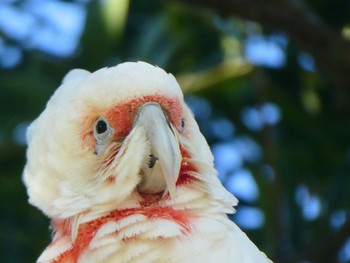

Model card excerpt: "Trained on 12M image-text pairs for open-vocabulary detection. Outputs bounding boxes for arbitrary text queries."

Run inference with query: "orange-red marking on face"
[80,95,182,152]
[176,147,199,187]
[105,95,182,138]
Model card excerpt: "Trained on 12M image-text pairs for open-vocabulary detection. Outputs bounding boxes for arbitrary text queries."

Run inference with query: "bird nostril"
[148,154,158,168]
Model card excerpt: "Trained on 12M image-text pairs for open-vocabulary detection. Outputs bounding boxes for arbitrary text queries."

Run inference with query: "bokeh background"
[1,0,350,262]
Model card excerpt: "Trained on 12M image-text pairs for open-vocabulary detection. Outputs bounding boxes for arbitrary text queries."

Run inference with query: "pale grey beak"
[135,103,181,198]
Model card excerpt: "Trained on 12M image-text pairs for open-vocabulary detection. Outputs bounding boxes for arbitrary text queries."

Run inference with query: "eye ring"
[94,117,114,154]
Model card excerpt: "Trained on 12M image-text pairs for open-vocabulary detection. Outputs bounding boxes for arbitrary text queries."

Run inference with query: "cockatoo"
[23,62,272,263]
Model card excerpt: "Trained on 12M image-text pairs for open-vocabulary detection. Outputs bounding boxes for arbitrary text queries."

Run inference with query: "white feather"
[37,235,72,263]
[23,62,272,263]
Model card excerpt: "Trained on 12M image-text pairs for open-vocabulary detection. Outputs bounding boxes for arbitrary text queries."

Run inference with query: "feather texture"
[23,62,272,262]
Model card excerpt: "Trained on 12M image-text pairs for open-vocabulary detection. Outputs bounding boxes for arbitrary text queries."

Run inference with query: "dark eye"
[94,118,114,154]
[96,119,108,134]
[181,118,185,129]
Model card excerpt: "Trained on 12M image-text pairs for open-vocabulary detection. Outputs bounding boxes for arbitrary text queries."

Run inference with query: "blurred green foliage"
[1,0,350,262]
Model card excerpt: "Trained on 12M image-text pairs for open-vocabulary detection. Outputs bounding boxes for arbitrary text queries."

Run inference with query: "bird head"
[23,62,236,222]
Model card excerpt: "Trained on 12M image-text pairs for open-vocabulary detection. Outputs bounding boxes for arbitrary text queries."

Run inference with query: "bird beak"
[134,103,182,198]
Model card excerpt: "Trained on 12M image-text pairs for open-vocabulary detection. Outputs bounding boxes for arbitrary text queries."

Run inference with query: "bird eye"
[94,117,112,138]
[181,118,185,130]
[93,118,114,154]
[96,119,108,134]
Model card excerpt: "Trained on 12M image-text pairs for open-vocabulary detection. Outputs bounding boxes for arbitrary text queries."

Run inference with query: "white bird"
[23,61,272,263]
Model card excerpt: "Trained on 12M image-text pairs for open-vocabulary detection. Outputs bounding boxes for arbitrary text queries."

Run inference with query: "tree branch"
[169,0,350,110]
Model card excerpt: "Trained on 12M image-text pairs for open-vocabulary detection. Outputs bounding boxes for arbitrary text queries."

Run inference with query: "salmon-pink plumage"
[23,62,272,262]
